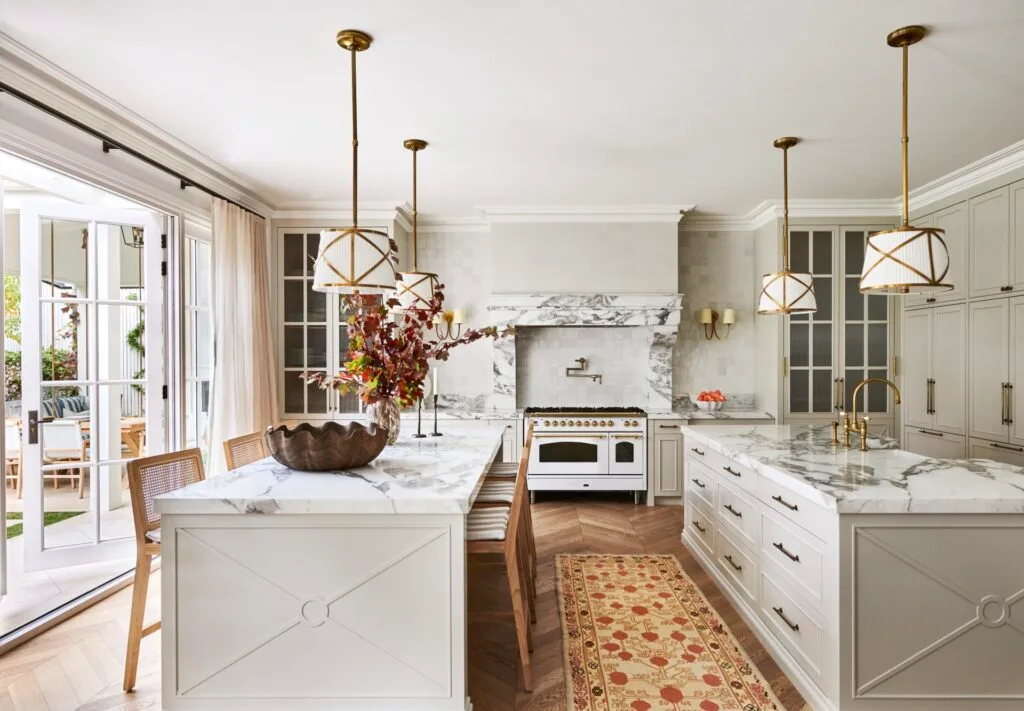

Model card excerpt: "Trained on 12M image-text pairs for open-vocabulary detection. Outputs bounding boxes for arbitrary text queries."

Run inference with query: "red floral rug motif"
[556,554,782,711]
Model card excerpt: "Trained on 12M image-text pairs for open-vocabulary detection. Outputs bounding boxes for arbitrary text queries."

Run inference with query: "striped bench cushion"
[476,480,516,504]
[467,507,510,541]
[486,462,520,478]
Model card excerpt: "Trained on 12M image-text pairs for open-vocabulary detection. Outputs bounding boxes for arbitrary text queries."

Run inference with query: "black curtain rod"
[0,81,266,220]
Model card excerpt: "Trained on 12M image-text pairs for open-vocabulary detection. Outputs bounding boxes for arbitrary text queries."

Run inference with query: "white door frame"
[19,200,165,571]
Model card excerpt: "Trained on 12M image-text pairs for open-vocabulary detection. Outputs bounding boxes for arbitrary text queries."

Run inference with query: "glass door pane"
[19,203,164,571]
[281,232,330,417]
[841,229,893,415]
[787,229,836,414]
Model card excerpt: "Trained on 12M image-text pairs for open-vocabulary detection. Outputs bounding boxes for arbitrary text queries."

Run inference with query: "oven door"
[608,434,645,476]
[529,434,609,475]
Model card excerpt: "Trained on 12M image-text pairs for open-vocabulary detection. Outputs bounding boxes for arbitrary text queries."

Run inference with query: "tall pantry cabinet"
[901,177,1024,463]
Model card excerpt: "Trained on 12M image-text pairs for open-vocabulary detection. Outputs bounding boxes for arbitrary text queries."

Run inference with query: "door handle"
[27,410,38,444]
[837,377,845,410]
[1002,383,1010,425]
[1008,383,1014,426]
[926,378,935,415]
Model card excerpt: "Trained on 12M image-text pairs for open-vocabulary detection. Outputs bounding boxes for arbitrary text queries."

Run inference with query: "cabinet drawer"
[903,428,966,460]
[685,459,717,510]
[715,478,759,550]
[702,448,758,494]
[761,511,825,607]
[760,573,824,683]
[969,438,1024,467]
[714,529,757,607]
[757,477,833,542]
[684,500,715,558]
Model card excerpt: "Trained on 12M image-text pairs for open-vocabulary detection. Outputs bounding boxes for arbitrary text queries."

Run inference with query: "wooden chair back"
[504,423,533,558]
[223,431,268,471]
[125,449,205,543]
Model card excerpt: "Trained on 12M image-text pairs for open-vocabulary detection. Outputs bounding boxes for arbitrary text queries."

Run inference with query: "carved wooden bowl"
[264,421,389,472]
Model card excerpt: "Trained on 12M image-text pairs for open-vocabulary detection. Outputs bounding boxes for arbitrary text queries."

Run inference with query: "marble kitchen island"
[155,427,504,711]
[680,424,1024,711]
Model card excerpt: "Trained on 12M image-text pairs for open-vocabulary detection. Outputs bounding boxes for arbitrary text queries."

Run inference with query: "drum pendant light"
[758,137,817,315]
[859,25,952,294]
[312,30,398,294]
[396,139,440,309]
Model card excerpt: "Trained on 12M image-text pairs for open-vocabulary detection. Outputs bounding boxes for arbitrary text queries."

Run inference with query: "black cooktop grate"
[523,406,647,416]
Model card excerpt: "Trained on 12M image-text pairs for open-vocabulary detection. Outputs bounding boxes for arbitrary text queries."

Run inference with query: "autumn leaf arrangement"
[301,285,511,407]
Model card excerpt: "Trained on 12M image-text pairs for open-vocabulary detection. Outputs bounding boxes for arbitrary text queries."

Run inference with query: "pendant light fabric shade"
[312,226,398,295]
[859,226,952,293]
[396,270,440,309]
[758,270,817,314]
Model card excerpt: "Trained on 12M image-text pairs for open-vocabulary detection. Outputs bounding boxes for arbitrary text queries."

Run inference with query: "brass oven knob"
[575,420,582,426]
[543,420,550,426]
[559,420,566,426]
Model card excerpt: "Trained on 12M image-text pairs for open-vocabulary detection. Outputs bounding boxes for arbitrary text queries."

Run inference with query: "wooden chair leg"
[78,467,86,498]
[504,550,532,692]
[123,553,153,692]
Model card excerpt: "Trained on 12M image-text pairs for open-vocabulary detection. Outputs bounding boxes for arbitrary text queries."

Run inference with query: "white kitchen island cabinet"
[681,424,1024,711]
[155,427,503,711]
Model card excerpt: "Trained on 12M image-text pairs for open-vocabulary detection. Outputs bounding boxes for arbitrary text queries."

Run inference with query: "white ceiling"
[3,0,1024,217]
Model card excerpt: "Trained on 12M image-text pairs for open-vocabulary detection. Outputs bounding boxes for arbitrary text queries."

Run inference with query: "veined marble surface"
[154,427,504,516]
[681,424,1024,514]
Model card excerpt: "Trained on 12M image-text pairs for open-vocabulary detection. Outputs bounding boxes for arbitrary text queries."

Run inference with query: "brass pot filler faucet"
[831,378,901,452]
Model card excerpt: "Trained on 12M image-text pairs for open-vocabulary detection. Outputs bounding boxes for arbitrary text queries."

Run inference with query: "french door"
[19,201,165,571]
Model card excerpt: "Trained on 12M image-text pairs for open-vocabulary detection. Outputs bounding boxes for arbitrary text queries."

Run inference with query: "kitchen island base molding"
[161,513,470,711]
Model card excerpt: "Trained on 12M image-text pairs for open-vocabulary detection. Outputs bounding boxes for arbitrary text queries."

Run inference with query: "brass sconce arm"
[700,308,736,340]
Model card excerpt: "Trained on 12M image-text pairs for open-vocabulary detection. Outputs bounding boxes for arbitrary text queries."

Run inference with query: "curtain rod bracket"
[101,140,118,153]
[180,179,193,191]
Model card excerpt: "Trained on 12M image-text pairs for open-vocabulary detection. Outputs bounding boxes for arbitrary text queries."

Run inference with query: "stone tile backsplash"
[515,326,651,408]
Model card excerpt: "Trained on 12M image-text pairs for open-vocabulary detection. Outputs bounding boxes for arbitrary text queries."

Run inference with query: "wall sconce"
[700,307,735,340]
[433,308,465,341]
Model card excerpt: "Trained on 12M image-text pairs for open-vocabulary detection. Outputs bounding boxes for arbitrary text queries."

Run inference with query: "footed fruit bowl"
[264,421,389,471]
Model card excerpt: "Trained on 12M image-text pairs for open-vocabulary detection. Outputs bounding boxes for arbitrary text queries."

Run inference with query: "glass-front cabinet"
[278,229,365,420]
[784,225,897,436]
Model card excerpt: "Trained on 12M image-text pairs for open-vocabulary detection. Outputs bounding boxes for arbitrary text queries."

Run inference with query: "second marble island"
[680,424,1024,711]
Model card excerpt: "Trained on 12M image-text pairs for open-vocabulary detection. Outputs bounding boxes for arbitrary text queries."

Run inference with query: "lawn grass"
[5,511,85,539]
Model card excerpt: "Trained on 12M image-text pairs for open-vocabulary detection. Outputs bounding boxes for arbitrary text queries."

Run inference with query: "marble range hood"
[485,293,685,412]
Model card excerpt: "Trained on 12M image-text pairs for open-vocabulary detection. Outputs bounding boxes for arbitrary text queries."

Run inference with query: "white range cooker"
[523,407,647,503]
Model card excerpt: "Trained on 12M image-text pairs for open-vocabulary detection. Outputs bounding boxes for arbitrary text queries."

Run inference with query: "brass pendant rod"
[782,144,790,271]
[412,146,418,271]
[350,43,359,229]
[900,43,910,228]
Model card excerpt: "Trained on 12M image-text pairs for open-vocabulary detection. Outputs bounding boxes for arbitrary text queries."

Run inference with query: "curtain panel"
[209,199,277,473]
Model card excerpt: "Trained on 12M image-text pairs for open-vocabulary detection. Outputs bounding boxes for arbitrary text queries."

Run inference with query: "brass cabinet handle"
[1008,383,1014,425]
[991,442,1024,453]
[693,520,706,533]
[773,541,800,562]
[926,297,936,303]
[690,447,705,456]
[612,434,644,439]
[658,424,679,429]
[837,377,845,410]
[534,434,606,439]
[1001,285,1014,292]
[771,494,799,511]
[690,478,706,489]
[917,428,944,437]
[724,554,743,572]
[724,503,742,518]
[926,378,935,415]
[833,378,840,411]
[1002,383,1010,425]
[722,465,742,478]
[773,606,800,632]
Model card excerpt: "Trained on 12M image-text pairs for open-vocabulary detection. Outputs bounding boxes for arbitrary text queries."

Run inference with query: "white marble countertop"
[154,426,504,516]
[681,424,1024,514]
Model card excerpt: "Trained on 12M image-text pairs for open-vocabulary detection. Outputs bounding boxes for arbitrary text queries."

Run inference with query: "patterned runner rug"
[556,554,783,711]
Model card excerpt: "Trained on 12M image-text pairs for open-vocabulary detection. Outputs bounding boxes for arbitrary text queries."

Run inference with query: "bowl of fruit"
[696,389,726,412]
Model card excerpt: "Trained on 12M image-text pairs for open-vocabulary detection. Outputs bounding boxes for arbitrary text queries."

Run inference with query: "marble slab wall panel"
[486,293,683,411]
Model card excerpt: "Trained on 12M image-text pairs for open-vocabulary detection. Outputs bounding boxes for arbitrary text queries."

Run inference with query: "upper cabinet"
[969,186,1011,297]
[906,202,968,307]
[784,226,897,430]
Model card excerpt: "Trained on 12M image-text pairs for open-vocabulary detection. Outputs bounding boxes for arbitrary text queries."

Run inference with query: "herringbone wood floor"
[0,497,807,710]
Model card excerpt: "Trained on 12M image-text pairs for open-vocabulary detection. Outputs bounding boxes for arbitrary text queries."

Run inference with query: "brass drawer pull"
[690,478,706,489]
[693,520,707,533]
[918,428,944,437]
[991,442,1024,453]
[771,494,798,511]
[773,541,800,562]
[690,447,705,456]
[773,606,800,632]
[1001,285,1014,292]
[658,424,679,429]
[926,297,936,303]
[724,554,743,572]
[724,503,742,518]
[722,465,742,478]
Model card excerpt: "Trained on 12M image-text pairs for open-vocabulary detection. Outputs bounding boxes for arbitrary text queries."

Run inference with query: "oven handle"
[610,434,644,439]
[532,434,607,440]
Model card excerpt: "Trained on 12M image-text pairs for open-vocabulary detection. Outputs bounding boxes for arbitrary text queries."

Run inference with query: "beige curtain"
[209,198,277,473]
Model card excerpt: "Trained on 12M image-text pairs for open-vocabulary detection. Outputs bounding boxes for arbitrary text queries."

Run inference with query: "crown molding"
[477,204,694,224]
[908,138,1024,213]
[271,201,403,224]
[0,33,272,215]
[395,203,490,234]
[681,199,899,232]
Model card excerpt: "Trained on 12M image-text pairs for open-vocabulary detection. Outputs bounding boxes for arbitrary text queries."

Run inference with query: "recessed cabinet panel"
[1014,181,1024,291]
[901,309,931,429]
[653,431,682,497]
[931,305,967,435]
[969,186,1011,298]
[968,299,1010,442]
[1010,297,1024,445]
[903,428,966,459]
